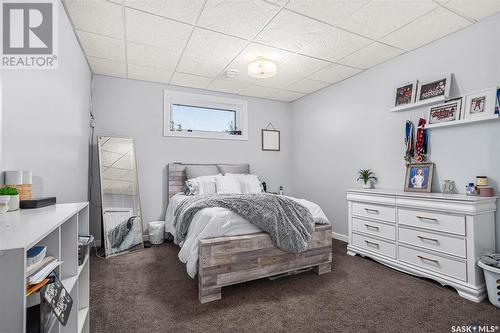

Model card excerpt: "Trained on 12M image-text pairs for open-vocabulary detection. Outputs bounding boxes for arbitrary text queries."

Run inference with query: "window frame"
[163,90,248,141]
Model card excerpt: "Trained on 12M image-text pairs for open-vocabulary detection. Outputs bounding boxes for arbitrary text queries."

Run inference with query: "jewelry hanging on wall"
[404,120,414,165]
[415,118,428,162]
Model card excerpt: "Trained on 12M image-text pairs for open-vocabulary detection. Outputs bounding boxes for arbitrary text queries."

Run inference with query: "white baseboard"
[331,231,348,243]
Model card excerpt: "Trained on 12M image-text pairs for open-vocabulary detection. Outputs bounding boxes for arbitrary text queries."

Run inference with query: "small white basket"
[148,221,165,245]
[478,260,500,308]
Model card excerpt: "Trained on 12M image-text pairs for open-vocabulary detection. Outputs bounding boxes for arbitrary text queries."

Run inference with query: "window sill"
[163,130,248,141]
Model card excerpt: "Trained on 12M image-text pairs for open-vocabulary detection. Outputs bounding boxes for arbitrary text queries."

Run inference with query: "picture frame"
[463,87,497,120]
[404,163,434,193]
[428,99,461,125]
[416,74,452,103]
[394,80,418,107]
[261,129,280,151]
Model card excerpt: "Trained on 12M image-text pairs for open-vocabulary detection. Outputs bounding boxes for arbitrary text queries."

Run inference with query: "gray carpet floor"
[90,240,499,333]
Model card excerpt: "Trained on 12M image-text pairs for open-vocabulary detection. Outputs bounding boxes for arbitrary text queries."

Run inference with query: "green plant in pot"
[357,169,378,189]
[0,186,20,212]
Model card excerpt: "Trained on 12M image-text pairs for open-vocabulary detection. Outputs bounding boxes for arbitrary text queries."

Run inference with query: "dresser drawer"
[352,218,396,241]
[352,233,396,259]
[398,208,465,236]
[352,202,395,222]
[398,227,466,258]
[398,246,467,281]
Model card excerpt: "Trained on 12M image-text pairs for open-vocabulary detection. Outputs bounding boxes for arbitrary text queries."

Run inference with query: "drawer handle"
[417,216,438,222]
[365,224,380,231]
[365,208,379,214]
[417,235,440,244]
[365,240,380,248]
[417,255,440,266]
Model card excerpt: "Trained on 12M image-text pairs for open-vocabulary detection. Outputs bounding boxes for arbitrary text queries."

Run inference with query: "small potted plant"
[0,186,20,211]
[357,169,378,189]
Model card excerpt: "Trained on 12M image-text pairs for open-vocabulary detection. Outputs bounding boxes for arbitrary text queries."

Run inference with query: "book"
[26,278,50,296]
[27,256,55,277]
[27,246,46,267]
[41,275,73,326]
[28,258,62,285]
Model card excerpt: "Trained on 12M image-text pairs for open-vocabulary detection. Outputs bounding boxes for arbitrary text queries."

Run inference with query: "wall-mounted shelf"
[390,96,446,112]
[425,114,499,129]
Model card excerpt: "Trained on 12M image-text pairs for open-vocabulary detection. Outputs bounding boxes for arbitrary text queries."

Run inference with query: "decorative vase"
[0,195,10,213]
[362,181,372,189]
[7,194,20,211]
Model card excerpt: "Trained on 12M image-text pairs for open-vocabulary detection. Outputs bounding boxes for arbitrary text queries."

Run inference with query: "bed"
[166,163,332,303]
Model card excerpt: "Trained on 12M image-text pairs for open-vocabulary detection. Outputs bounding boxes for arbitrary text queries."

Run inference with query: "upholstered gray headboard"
[167,163,250,199]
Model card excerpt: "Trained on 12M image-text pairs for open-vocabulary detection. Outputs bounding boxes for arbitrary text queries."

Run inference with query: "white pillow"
[226,173,262,194]
[185,174,219,195]
[215,175,242,194]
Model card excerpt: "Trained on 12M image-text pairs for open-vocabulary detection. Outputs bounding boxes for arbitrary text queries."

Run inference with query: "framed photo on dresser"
[404,163,434,193]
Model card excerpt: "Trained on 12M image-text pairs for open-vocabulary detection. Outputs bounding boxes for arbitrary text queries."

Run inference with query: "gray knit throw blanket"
[173,194,318,253]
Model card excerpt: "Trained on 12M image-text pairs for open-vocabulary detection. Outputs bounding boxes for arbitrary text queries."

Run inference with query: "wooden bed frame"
[168,163,332,303]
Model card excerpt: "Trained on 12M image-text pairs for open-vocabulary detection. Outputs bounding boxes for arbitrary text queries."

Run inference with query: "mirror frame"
[97,136,144,257]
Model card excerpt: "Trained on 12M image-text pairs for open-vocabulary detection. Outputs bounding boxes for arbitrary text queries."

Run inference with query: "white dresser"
[346,189,497,302]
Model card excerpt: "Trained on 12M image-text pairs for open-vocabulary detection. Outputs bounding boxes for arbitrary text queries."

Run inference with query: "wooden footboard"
[198,224,332,303]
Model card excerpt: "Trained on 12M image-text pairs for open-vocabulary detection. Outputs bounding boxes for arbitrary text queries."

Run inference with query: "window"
[164,90,248,140]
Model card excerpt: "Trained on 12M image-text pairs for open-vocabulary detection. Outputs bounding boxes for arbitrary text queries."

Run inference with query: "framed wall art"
[262,123,280,151]
[463,88,497,120]
[404,163,434,193]
[428,99,461,125]
[417,74,452,103]
[394,81,418,107]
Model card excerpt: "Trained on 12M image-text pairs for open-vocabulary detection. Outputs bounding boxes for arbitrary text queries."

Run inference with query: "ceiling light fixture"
[248,57,277,79]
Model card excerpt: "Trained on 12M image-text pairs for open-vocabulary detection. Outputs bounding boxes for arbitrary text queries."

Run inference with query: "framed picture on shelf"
[416,74,452,103]
[394,81,418,106]
[428,99,461,125]
[463,88,497,119]
[404,163,434,193]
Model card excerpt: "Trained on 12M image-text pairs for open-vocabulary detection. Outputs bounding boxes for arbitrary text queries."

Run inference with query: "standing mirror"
[97,136,144,257]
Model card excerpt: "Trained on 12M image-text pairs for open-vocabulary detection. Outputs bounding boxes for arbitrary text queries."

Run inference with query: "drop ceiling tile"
[308,63,362,84]
[239,85,278,98]
[207,79,248,94]
[76,30,125,62]
[177,53,230,77]
[216,69,257,84]
[87,56,126,78]
[269,90,305,102]
[64,0,124,38]
[278,53,330,77]
[125,8,192,50]
[340,42,405,69]
[127,42,181,70]
[286,78,329,94]
[127,64,173,84]
[252,74,301,89]
[198,0,280,39]
[177,28,247,77]
[300,25,372,62]
[382,7,471,51]
[170,72,213,89]
[441,0,500,21]
[254,10,329,52]
[286,0,369,26]
[124,0,205,24]
[336,0,438,39]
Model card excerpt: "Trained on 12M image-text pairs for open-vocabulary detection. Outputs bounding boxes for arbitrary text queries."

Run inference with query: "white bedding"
[165,193,330,278]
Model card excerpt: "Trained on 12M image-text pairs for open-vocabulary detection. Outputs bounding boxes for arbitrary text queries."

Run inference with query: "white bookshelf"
[0,203,90,333]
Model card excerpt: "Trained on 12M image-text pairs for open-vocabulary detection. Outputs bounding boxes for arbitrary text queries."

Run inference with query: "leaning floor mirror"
[97,136,144,257]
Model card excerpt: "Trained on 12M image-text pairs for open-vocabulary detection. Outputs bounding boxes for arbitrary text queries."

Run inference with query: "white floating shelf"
[390,96,446,112]
[425,114,499,129]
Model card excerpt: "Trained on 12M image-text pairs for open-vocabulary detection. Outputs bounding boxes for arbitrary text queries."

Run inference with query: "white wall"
[291,13,500,249]
[91,75,293,242]
[1,1,91,203]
